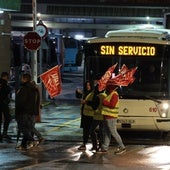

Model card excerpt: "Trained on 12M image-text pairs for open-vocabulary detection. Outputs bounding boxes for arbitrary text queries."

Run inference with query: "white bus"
[84,28,170,132]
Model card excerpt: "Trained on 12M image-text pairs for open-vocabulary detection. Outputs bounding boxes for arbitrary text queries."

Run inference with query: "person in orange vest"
[99,83,126,155]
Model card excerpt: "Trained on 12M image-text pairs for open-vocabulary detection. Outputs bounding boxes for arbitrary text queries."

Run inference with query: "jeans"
[80,115,93,145]
[102,118,125,151]
[31,115,42,139]
[17,114,35,147]
[90,119,103,150]
[0,104,11,136]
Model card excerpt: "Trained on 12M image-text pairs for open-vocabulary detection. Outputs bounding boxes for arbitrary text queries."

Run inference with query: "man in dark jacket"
[15,73,39,149]
[0,72,11,141]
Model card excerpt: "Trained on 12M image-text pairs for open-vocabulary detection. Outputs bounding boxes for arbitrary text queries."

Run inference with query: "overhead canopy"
[0,0,21,11]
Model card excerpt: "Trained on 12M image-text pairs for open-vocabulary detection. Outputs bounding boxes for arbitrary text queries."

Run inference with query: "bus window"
[63,37,83,72]
[141,63,160,84]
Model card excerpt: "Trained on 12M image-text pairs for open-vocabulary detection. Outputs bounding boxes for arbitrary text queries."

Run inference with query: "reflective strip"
[83,91,94,116]
[93,92,107,120]
[83,105,94,116]
[101,91,119,117]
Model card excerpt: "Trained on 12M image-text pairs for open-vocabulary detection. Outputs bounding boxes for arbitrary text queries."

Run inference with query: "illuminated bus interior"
[84,42,170,100]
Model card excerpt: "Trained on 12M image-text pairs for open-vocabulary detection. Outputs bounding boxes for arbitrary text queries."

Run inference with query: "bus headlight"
[157,102,169,118]
[161,112,167,118]
[162,103,169,110]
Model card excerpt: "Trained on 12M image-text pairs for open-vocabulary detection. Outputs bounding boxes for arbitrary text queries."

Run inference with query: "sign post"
[32,0,41,122]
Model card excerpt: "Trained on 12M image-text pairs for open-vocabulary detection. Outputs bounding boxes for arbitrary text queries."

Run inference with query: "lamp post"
[32,0,38,83]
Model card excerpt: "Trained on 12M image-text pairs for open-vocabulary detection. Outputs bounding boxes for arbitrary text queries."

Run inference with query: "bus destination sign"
[100,45,156,56]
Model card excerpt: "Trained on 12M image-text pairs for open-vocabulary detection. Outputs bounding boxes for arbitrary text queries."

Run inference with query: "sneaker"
[15,145,27,150]
[26,141,34,149]
[38,137,45,145]
[33,141,39,147]
[97,148,107,153]
[114,147,126,155]
[90,147,97,152]
[78,145,86,150]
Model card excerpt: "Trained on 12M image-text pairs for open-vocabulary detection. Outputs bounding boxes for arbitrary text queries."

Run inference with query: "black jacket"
[15,82,40,117]
[0,78,11,105]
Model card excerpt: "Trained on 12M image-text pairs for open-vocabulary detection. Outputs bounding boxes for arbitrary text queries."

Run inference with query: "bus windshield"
[84,43,169,100]
[118,57,168,99]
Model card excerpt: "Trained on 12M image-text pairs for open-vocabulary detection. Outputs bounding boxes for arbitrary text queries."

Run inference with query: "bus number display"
[100,45,156,56]
[149,107,158,112]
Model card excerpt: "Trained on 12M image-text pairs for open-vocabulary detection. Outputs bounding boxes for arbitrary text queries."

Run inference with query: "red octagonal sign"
[24,31,41,51]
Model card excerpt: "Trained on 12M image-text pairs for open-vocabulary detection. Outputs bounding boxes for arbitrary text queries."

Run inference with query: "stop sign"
[24,31,41,50]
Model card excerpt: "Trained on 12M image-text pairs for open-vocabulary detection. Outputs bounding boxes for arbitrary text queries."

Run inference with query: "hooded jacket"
[15,82,39,116]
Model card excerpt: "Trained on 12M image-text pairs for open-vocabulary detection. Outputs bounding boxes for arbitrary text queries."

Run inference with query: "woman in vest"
[89,90,107,152]
[99,84,126,155]
[78,80,94,150]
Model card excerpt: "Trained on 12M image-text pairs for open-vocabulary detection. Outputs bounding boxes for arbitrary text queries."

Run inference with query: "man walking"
[15,73,39,149]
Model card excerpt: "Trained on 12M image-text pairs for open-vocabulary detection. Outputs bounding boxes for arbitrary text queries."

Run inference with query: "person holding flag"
[98,83,126,155]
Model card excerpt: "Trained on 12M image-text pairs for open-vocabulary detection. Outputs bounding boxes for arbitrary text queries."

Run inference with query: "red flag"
[124,67,137,84]
[118,64,128,74]
[107,66,137,86]
[40,65,62,98]
[98,63,117,91]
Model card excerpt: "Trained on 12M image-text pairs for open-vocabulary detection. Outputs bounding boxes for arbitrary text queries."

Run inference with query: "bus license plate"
[117,119,135,124]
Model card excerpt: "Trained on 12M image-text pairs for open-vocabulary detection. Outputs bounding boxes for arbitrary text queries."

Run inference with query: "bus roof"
[87,28,170,45]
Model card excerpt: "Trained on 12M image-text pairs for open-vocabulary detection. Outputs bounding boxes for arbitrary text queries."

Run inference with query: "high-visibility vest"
[94,92,107,120]
[83,91,95,117]
[101,91,119,117]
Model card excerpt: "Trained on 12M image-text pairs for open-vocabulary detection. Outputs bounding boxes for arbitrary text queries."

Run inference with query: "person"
[0,72,11,141]
[15,73,39,150]
[99,83,126,155]
[89,89,106,152]
[78,80,93,150]
[21,63,31,74]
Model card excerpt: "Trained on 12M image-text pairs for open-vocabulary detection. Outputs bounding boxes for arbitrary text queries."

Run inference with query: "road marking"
[45,118,81,134]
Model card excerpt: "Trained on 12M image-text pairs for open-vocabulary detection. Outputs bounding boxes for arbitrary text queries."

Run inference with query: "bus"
[84,28,170,132]
[63,37,83,72]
